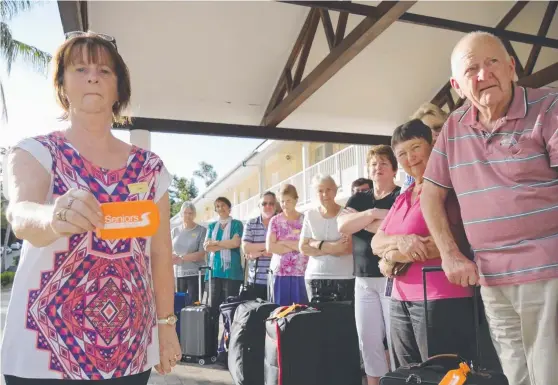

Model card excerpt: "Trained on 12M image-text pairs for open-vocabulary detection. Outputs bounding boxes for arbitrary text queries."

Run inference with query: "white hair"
[450,31,511,77]
[311,174,337,190]
[180,201,196,216]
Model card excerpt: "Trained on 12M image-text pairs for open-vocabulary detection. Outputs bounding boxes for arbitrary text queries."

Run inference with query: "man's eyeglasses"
[261,202,275,207]
[65,31,118,51]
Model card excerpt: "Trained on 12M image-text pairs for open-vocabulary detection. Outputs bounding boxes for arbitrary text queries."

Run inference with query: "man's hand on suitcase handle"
[441,250,479,287]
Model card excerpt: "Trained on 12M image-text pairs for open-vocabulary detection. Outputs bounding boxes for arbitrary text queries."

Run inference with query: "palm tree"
[1,1,52,122]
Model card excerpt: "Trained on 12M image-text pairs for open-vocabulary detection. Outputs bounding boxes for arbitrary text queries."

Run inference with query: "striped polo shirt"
[424,85,558,287]
[242,215,272,285]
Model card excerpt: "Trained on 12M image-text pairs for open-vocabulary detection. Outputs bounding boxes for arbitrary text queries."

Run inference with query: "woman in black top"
[338,145,400,385]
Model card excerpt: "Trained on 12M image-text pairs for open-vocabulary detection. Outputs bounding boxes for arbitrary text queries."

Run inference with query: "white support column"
[302,142,310,203]
[129,129,151,150]
[258,162,265,195]
[356,145,366,179]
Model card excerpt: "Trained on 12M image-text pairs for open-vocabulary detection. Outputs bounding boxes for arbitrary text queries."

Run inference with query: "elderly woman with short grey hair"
[172,201,207,301]
[299,174,353,302]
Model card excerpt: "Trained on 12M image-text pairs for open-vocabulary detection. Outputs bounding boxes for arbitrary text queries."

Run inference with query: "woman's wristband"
[318,241,325,250]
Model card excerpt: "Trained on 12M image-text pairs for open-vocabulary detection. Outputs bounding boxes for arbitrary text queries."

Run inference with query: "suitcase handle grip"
[422,266,482,370]
[198,266,212,305]
[410,353,466,369]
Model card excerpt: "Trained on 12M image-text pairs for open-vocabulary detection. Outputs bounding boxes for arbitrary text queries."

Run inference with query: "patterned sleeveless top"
[1,131,170,380]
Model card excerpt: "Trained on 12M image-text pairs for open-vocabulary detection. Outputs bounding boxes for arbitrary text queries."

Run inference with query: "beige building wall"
[262,141,303,188]
[196,141,356,222]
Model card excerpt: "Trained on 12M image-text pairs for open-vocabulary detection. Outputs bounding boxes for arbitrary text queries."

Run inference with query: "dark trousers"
[4,371,151,385]
[177,276,203,302]
[251,282,268,301]
[390,297,476,368]
[205,277,242,349]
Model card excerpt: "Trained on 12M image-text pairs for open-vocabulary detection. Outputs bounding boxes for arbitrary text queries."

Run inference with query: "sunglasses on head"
[65,31,118,51]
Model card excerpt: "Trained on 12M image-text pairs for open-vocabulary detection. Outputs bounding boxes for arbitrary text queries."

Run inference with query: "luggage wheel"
[198,358,205,365]
[210,356,217,363]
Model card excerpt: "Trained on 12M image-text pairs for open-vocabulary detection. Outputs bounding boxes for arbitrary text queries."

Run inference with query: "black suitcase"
[380,266,508,385]
[311,300,362,385]
[265,305,324,385]
[228,299,280,385]
[218,259,268,363]
[179,266,218,365]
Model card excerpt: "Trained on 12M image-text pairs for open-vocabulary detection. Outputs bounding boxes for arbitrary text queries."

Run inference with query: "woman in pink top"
[372,119,474,368]
[266,184,308,305]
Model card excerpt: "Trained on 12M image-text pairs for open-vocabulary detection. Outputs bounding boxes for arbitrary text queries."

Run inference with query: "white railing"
[231,144,371,221]
[231,194,261,221]
[266,170,305,202]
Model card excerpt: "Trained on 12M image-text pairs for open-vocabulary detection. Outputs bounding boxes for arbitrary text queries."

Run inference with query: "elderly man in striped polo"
[422,31,558,385]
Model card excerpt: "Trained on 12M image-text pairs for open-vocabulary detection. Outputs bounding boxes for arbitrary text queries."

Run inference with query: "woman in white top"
[299,174,353,302]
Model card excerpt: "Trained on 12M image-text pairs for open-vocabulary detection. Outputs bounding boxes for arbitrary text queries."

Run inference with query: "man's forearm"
[8,202,60,247]
[421,183,459,256]
[242,242,266,254]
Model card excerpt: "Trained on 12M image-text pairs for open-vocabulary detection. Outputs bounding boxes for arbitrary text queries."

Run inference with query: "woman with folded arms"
[266,184,308,306]
[300,174,353,302]
[171,201,207,301]
[372,119,474,367]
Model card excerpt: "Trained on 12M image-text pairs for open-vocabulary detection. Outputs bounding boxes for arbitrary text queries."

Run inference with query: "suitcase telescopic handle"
[199,266,212,305]
[422,266,481,369]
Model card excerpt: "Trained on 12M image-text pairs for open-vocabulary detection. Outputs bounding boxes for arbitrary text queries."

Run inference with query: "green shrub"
[1,271,15,287]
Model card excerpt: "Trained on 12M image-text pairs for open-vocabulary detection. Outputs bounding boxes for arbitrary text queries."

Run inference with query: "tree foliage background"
[193,161,218,187]
[1,1,52,122]
[169,176,199,217]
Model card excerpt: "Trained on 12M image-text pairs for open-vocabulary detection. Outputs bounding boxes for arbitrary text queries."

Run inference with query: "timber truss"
[262,1,558,127]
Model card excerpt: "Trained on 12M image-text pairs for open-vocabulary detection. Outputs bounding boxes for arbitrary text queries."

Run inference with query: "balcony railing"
[231,144,372,221]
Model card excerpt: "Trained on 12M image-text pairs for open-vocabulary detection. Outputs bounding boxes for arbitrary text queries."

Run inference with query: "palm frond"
[1,22,51,75]
[0,80,7,123]
[0,1,35,22]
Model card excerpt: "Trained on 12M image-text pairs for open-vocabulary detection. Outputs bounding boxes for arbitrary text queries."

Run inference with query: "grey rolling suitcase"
[179,266,218,365]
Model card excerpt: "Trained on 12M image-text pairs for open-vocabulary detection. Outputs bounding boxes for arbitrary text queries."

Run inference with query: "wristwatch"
[157,314,178,326]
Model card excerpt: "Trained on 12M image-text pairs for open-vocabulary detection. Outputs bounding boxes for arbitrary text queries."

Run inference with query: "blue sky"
[1,1,264,190]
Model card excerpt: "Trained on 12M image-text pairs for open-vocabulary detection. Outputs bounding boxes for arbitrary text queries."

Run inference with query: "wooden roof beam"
[283,1,558,48]
[261,1,416,127]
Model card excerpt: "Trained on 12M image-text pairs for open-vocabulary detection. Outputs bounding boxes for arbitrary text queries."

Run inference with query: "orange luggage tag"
[439,362,470,385]
[97,200,160,240]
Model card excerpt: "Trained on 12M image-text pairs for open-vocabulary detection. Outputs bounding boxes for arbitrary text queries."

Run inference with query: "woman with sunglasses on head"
[2,32,180,385]
[241,191,278,300]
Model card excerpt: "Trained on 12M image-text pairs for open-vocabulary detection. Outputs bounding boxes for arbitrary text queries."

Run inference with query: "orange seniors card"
[97,200,160,240]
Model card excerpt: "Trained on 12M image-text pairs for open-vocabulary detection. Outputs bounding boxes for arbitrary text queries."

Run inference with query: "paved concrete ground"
[0,288,233,385]
[148,363,232,385]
